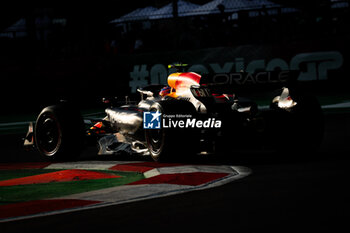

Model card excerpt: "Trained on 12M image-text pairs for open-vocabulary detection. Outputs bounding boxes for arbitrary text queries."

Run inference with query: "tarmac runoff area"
[0,161,251,222]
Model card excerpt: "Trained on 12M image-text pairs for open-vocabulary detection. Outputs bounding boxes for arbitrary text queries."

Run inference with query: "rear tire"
[290,94,324,151]
[145,100,197,162]
[268,91,324,153]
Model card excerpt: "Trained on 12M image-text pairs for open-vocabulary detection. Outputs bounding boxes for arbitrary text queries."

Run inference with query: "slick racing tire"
[145,100,197,162]
[34,103,85,161]
[268,90,324,153]
[290,94,324,151]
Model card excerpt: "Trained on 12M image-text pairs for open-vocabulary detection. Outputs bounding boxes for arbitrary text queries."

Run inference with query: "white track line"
[0,165,251,223]
[45,161,144,171]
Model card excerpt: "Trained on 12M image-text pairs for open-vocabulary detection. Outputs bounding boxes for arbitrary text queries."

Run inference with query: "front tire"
[35,104,85,160]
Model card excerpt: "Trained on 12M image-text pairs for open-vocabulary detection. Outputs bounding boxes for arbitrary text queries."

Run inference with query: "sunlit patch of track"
[0,160,251,222]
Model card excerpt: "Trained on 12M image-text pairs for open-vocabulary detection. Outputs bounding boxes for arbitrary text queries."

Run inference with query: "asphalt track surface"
[1,112,350,233]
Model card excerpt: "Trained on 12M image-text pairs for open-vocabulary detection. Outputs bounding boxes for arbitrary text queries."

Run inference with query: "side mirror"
[102,97,118,107]
[137,88,154,100]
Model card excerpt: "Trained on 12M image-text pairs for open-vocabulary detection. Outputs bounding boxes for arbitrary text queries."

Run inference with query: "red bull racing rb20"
[24,65,324,162]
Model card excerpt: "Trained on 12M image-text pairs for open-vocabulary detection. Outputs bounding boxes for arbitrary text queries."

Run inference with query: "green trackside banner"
[1,39,347,113]
[112,44,345,93]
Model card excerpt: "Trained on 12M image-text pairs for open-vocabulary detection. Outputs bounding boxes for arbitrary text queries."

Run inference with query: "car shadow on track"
[1,130,349,168]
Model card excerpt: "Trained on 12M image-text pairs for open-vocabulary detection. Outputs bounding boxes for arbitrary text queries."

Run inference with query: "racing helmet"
[159,86,171,97]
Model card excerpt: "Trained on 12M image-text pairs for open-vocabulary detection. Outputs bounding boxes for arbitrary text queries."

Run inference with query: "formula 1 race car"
[24,65,324,162]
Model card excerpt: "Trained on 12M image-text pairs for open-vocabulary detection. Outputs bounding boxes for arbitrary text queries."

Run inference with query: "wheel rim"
[37,114,61,156]
[146,128,164,158]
